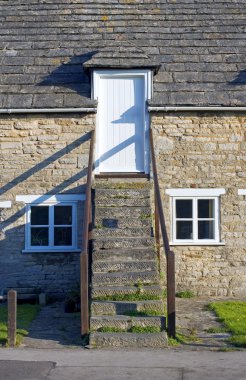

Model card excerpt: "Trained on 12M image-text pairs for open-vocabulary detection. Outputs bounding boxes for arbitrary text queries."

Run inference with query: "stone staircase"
[89,180,168,348]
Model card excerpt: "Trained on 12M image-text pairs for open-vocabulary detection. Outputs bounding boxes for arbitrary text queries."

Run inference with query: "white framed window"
[16,195,85,252]
[166,189,225,245]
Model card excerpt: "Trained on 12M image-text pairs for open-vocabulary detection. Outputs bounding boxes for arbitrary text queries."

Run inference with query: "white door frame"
[92,69,152,174]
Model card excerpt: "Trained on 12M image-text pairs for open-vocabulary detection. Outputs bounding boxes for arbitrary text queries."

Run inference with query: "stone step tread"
[94,198,150,207]
[95,206,152,218]
[92,260,157,273]
[92,271,159,285]
[91,284,162,298]
[92,248,157,262]
[92,227,152,238]
[93,182,151,190]
[91,300,164,316]
[93,237,155,250]
[90,332,168,348]
[94,188,150,198]
[94,217,152,229]
[90,315,166,331]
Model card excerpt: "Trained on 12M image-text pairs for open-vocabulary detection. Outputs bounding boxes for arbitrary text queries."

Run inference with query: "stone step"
[90,332,168,348]
[91,284,162,299]
[90,315,166,331]
[92,271,158,286]
[94,216,152,229]
[93,237,154,250]
[93,181,151,190]
[91,300,164,316]
[92,260,157,274]
[92,227,152,238]
[94,197,150,207]
[95,206,151,219]
[92,247,157,262]
[94,188,150,199]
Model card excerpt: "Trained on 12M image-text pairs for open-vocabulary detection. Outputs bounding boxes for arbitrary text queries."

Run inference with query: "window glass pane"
[198,221,215,239]
[198,199,214,218]
[54,227,72,246]
[31,206,49,225]
[176,221,193,239]
[31,227,49,246]
[54,206,72,225]
[176,200,192,218]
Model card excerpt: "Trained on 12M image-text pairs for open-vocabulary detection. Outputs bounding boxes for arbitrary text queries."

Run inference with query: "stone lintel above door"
[83,43,161,75]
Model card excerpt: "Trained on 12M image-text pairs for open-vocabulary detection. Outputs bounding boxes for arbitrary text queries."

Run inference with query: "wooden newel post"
[80,252,89,336]
[8,289,17,347]
[167,251,176,338]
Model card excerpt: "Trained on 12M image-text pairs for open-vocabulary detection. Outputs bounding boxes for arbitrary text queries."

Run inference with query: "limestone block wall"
[151,112,246,297]
[0,113,95,298]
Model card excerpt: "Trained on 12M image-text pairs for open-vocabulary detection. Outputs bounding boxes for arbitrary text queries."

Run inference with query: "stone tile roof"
[0,0,246,108]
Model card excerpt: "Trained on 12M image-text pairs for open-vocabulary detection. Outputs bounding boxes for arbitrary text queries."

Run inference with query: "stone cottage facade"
[0,0,245,298]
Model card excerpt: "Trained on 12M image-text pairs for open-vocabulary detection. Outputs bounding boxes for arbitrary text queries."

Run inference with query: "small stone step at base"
[90,332,168,348]
[90,315,166,331]
[91,285,162,299]
[92,247,156,262]
[93,237,154,250]
[92,260,157,274]
[91,300,164,316]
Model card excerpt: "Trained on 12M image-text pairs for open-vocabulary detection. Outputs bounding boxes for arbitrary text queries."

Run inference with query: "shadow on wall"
[0,132,92,230]
[0,220,80,298]
[229,70,246,85]
[38,52,98,97]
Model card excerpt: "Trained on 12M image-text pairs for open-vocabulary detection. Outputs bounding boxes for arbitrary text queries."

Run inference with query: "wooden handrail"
[149,128,176,338]
[80,130,95,336]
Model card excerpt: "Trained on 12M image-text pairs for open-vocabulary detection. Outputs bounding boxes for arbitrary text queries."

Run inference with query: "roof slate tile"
[0,0,245,108]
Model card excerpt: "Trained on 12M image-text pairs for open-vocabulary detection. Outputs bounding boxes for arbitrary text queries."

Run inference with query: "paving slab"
[22,302,83,349]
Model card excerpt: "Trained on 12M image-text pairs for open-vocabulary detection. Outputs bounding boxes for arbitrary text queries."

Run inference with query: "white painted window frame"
[92,69,152,174]
[166,189,225,246]
[16,194,85,253]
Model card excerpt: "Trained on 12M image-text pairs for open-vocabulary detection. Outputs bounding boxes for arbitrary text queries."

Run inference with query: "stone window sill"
[169,242,225,246]
[22,249,81,254]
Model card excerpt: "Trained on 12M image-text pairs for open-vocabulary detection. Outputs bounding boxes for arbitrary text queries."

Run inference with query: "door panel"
[97,76,145,172]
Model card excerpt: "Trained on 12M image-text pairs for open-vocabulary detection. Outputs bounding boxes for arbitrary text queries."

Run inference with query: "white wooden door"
[96,74,146,173]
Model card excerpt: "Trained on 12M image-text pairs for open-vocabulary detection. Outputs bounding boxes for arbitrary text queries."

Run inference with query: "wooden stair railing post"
[154,195,161,273]
[149,129,176,338]
[80,130,95,336]
[167,250,176,338]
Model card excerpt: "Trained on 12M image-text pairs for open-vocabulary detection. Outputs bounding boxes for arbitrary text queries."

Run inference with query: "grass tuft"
[0,304,40,346]
[129,326,161,333]
[205,327,228,334]
[123,309,164,317]
[176,290,195,299]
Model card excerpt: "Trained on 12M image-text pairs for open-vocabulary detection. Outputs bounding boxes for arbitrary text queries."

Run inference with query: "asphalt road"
[0,348,246,380]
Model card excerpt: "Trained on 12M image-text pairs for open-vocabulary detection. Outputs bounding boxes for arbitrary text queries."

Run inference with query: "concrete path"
[0,348,246,380]
[22,302,83,349]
